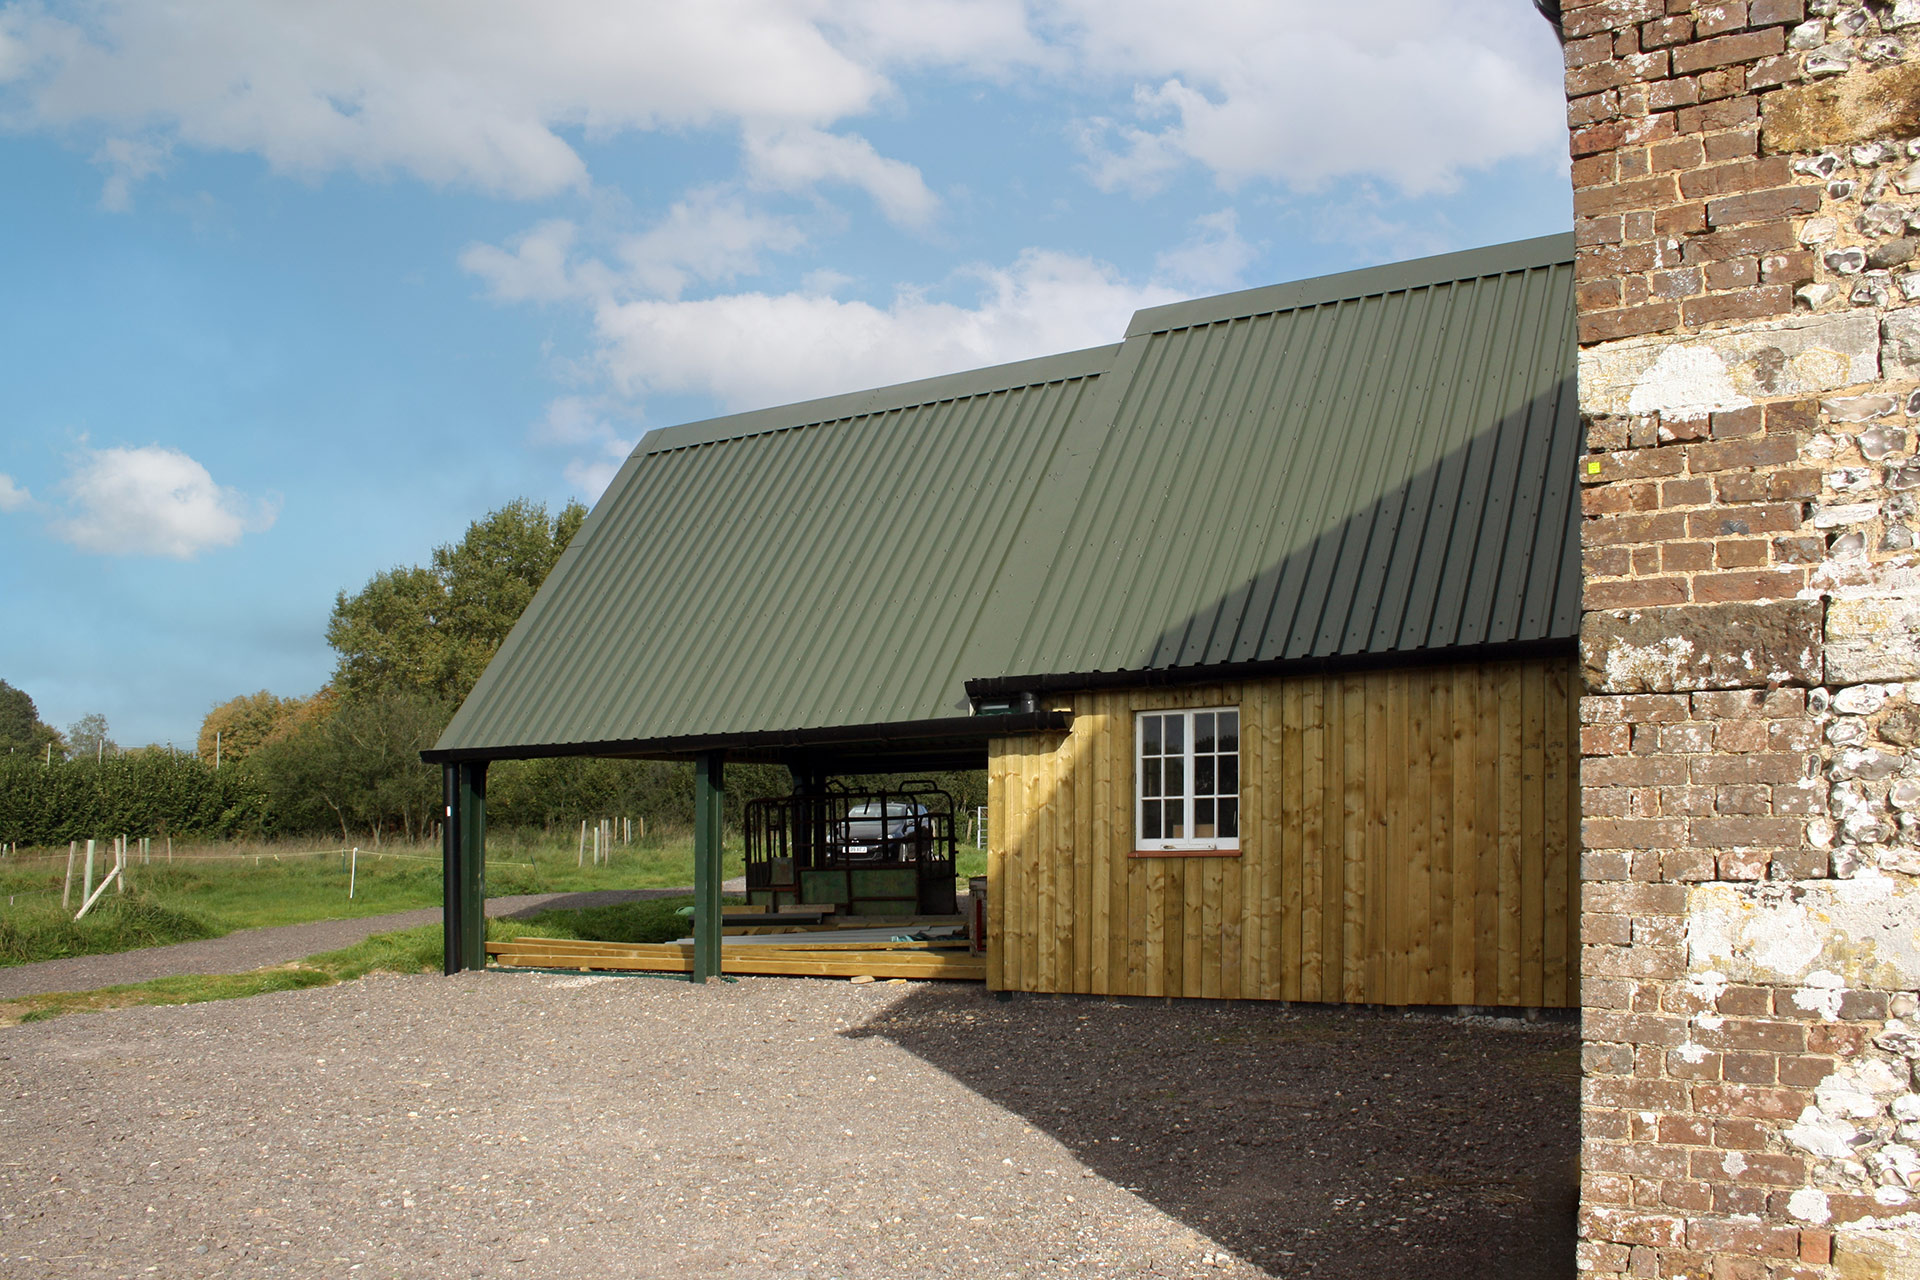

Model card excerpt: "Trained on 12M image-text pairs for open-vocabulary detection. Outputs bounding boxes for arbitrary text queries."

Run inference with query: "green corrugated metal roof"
[432,233,1578,759]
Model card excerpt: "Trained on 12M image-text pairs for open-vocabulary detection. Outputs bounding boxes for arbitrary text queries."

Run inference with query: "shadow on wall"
[845,985,1578,1279]
[1121,377,1582,674]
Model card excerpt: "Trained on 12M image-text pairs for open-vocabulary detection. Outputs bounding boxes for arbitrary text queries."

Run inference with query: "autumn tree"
[197,690,303,765]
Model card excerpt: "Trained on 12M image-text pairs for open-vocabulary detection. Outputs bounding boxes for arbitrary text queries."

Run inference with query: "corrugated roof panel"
[437,351,1114,752]
[433,235,1579,757]
[994,239,1579,684]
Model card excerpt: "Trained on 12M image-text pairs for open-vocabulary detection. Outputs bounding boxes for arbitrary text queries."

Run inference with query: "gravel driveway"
[0,973,1576,1279]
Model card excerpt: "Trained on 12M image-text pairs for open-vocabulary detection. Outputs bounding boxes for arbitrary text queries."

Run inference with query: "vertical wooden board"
[1143,843,1166,998]
[1520,661,1547,1008]
[1380,670,1404,1005]
[1320,676,1345,1004]
[1278,679,1305,1002]
[1473,666,1502,1004]
[1171,857,1193,999]
[1126,717,1151,999]
[1045,733,1070,992]
[1496,664,1525,1006]
[1113,692,1139,995]
[1228,685,1253,1001]
[1341,674,1367,1003]
[1168,856,1189,999]
[1089,700,1113,996]
[1454,668,1484,1003]
[1405,668,1433,1005]
[1566,672,1584,1002]
[1542,660,1573,1008]
[1199,857,1223,999]
[1028,741,1050,992]
[1009,746,1030,992]
[1070,712,1093,994]
[1051,731,1075,993]
[1303,677,1325,1002]
[998,744,1013,997]
[1425,671,1454,1007]
[1023,747,1047,992]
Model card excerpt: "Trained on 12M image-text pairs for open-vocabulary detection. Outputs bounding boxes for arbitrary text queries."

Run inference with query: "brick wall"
[1562,1,1920,1276]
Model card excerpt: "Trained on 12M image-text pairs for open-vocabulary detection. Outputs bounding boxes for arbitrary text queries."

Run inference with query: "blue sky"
[0,1,1572,750]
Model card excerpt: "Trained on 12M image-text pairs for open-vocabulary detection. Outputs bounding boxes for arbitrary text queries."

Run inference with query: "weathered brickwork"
[1564,1,1920,1276]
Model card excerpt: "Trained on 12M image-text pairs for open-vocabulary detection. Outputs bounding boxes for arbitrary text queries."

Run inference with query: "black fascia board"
[964,637,1578,702]
[418,709,1073,765]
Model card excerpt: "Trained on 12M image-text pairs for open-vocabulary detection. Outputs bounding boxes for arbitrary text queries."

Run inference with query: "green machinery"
[743,780,960,917]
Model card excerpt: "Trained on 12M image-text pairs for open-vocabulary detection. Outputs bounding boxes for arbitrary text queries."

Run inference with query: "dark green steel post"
[440,764,462,975]
[692,752,726,982]
[457,761,489,972]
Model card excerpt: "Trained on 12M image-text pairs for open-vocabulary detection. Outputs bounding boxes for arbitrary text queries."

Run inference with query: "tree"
[326,498,588,706]
[0,679,63,759]
[67,713,116,760]
[249,690,446,841]
[197,689,306,765]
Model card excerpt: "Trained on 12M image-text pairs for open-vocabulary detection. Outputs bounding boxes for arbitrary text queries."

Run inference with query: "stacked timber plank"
[486,936,985,982]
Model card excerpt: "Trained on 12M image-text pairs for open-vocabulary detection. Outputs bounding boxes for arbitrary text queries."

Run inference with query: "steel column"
[442,760,489,975]
[441,764,462,974]
[692,751,726,982]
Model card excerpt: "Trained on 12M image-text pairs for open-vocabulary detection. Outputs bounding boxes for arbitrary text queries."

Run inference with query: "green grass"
[0,830,743,967]
[0,894,726,1024]
[0,826,978,970]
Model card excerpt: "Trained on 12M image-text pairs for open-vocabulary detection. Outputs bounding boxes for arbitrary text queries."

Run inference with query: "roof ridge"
[1124,232,1577,338]
[638,342,1120,456]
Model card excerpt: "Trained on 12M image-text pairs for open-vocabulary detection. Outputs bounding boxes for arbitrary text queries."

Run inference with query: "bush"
[0,753,268,846]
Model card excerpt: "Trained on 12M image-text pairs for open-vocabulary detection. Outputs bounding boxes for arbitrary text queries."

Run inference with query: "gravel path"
[0,974,1577,1278]
[0,884,742,1001]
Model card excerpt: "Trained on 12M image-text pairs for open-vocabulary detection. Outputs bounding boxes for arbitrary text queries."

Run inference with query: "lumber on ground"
[486,938,984,981]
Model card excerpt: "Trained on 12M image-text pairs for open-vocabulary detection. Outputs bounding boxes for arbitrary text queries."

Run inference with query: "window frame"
[1132,705,1242,857]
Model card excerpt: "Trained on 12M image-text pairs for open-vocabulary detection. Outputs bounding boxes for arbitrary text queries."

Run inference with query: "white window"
[1135,707,1240,853]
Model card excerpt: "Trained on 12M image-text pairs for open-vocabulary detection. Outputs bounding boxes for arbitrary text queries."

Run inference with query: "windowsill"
[1129,848,1241,858]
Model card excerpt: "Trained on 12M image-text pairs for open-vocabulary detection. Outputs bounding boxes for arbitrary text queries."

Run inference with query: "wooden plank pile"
[486,935,985,982]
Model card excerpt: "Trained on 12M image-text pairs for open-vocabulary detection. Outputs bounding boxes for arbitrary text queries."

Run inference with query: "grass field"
[0,829,741,967]
[0,833,985,969]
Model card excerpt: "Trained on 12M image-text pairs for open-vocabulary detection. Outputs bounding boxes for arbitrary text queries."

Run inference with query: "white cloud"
[464,192,810,306]
[1153,209,1257,294]
[460,220,602,305]
[52,445,276,558]
[615,190,808,298]
[0,0,889,200]
[742,126,938,227]
[589,248,1180,413]
[92,136,169,211]
[563,455,628,501]
[0,472,30,511]
[821,0,1059,74]
[534,397,636,501]
[1,1,1563,209]
[1053,0,1567,195]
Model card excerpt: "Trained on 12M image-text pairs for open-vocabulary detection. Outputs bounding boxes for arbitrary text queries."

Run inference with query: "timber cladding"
[986,657,1580,1007]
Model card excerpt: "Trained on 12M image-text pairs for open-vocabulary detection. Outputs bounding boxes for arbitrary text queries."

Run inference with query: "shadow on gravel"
[845,987,1578,1280]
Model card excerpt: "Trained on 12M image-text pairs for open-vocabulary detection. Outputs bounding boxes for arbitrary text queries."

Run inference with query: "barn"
[424,232,1583,1009]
